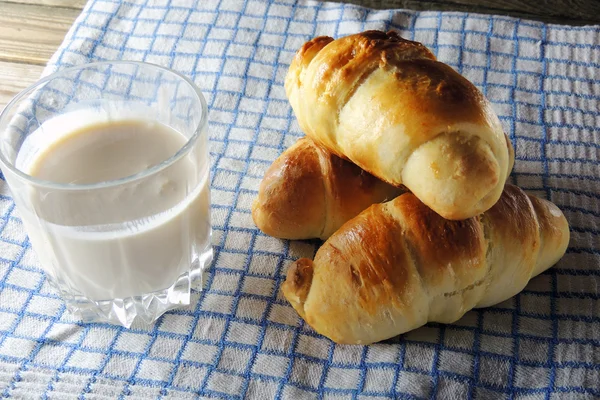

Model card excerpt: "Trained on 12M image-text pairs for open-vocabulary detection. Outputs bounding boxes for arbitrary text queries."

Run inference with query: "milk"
[14,111,211,301]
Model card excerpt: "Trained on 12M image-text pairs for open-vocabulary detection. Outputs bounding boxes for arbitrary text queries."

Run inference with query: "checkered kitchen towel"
[1,0,599,398]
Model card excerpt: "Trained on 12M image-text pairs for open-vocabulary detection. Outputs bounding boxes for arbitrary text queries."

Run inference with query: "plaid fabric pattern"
[1,0,599,398]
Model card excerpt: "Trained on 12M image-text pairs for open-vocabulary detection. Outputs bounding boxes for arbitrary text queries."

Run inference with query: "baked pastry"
[281,184,569,344]
[252,137,403,240]
[285,30,515,220]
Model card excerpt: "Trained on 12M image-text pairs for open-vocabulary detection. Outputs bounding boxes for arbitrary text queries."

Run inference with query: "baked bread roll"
[281,184,569,344]
[252,137,403,240]
[285,30,515,220]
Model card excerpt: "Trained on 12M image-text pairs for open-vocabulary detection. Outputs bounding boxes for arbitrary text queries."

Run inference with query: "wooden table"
[0,0,598,110]
[0,0,85,108]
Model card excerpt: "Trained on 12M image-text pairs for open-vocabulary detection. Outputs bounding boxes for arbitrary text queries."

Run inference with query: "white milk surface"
[15,111,210,301]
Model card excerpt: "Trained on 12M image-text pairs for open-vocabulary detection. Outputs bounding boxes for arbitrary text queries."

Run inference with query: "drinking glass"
[0,61,212,327]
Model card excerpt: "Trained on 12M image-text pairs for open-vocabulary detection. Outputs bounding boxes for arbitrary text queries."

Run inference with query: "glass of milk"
[0,61,212,327]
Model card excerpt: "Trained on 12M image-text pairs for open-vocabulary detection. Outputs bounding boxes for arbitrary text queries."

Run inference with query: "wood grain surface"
[6,0,86,8]
[344,0,600,25]
[0,0,597,110]
[0,61,44,107]
[0,2,81,65]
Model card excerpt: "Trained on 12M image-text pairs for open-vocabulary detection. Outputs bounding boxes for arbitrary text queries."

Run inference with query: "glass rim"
[0,60,208,191]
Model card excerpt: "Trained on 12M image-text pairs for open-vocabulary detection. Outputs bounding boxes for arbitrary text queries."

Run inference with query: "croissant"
[281,184,569,345]
[252,136,403,240]
[285,30,515,220]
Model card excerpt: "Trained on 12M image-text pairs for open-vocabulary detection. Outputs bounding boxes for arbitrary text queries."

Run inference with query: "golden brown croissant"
[281,184,569,345]
[252,136,403,240]
[285,30,515,220]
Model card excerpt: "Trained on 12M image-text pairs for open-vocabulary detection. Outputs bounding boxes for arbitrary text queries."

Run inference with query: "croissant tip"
[282,258,314,306]
[297,35,334,58]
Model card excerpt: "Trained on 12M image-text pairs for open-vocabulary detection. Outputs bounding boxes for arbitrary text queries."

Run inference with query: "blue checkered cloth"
[1,0,599,398]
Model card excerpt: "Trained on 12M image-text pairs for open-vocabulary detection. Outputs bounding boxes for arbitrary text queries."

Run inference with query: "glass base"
[48,247,213,328]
